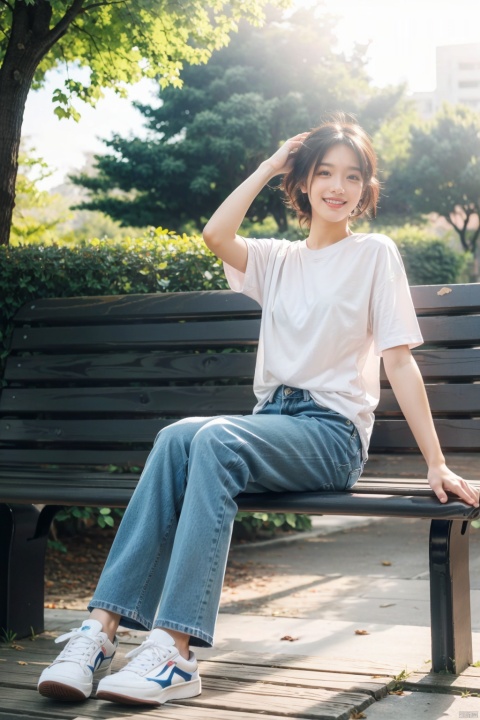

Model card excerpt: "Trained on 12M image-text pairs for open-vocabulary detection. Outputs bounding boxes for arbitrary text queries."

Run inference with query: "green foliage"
[49,506,125,551]
[11,147,70,245]
[234,511,312,540]
[1,1,286,117]
[386,104,480,255]
[54,506,124,531]
[388,226,472,285]
[352,222,471,285]
[73,9,406,233]
[0,628,18,646]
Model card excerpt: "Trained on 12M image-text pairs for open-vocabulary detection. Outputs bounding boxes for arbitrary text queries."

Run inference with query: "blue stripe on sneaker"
[147,664,193,687]
[87,650,105,674]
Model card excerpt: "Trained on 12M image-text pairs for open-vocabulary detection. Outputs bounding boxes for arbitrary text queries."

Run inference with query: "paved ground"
[25,515,480,718]
[215,516,480,718]
[222,516,480,629]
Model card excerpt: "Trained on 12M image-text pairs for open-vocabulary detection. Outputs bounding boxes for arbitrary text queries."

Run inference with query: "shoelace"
[52,628,106,666]
[122,639,172,674]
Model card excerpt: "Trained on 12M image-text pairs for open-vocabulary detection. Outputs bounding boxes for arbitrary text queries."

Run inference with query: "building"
[412,42,480,118]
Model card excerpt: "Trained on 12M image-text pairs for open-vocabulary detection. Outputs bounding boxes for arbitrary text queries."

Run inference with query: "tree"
[389,105,480,259]
[73,8,406,233]
[0,0,286,246]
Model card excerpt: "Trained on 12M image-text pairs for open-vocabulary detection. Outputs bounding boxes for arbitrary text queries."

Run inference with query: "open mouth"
[323,198,347,208]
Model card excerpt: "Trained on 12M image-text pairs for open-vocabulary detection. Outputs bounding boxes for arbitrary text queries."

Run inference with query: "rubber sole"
[38,681,88,702]
[96,678,202,706]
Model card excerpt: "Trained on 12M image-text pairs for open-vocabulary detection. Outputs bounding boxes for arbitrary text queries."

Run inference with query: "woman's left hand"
[428,463,479,507]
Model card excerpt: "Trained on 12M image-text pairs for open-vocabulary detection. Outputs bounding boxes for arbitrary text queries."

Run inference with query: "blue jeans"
[88,386,364,647]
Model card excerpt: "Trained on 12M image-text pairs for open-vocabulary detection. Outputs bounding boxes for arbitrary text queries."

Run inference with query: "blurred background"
[5,0,480,284]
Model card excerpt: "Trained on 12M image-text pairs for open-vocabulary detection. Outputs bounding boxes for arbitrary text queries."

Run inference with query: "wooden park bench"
[0,285,479,675]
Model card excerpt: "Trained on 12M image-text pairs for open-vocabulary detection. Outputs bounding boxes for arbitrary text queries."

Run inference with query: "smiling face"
[281,116,380,231]
[303,143,364,227]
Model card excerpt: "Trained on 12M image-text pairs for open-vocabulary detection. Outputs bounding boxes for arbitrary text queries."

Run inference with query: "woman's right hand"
[203,131,310,270]
[262,132,309,177]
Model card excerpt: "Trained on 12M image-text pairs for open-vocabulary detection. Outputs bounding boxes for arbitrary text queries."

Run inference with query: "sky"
[21,0,480,189]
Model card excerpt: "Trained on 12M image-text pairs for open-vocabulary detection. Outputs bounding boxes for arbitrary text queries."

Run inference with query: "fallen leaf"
[355,629,370,635]
[437,287,452,296]
[382,561,392,566]
[12,644,24,651]
[17,661,28,666]
[280,635,299,642]
[350,712,367,719]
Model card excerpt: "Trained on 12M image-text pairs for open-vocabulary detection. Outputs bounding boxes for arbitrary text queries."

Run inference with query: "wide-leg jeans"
[88,386,364,647]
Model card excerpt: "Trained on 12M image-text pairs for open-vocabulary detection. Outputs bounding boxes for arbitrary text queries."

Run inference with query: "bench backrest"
[1,285,480,472]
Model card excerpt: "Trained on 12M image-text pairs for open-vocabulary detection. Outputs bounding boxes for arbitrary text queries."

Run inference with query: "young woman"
[37,114,479,706]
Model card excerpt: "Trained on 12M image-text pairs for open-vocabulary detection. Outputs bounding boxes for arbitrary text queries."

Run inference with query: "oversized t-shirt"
[223,232,424,463]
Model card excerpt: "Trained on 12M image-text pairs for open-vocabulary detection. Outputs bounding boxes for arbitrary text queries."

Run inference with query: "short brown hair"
[281,113,380,227]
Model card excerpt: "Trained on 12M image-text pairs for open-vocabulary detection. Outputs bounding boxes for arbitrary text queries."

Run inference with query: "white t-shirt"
[223,232,424,463]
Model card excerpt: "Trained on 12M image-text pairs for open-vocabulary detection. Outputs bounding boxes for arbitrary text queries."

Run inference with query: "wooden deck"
[2,613,480,720]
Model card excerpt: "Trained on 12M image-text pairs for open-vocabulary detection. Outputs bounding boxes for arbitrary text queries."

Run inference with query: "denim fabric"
[89,386,364,647]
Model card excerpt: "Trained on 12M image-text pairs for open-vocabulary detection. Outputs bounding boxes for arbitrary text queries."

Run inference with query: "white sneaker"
[37,619,118,701]
[96,628,201,706]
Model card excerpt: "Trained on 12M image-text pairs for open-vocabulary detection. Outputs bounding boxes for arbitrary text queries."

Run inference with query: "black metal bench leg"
[429,519,472,673]
[0,503,60,639]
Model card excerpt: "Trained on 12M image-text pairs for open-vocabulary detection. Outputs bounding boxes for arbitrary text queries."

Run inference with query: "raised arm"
[202,133,308,272]
[383,345,479,507]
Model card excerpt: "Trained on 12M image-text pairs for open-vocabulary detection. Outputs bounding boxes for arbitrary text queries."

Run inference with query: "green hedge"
[385,226,472,285]
[0,229,228,378]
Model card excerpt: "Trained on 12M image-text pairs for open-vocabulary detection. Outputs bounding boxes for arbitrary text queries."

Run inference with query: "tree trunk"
[0,0,83,246]
[0,7,40,245]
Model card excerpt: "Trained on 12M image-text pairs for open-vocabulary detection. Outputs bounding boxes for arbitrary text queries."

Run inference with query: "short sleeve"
[370,239,424,357]
[223,237,278,307]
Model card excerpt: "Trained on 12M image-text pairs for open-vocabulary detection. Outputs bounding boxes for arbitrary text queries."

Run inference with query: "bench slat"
[5,348,480,384]
[8,314,480,352]
[0,418,166,443]
[9,319,261,351]
[372,418,480,451]
[382,348,480,382]
[378,385,480,414]
[13,291,260,324]
[0,385,256,415]
[410,282,480,315]
[11,285,480,324]
[418,315,480,345]
[0,448,149,466]
[2,384,479,415]
[1,447,476,470]
[0,473,477,519]
[5,469,477,489]
[2,418,480,452]
[237,491,480,520]
[3,351,257,383]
